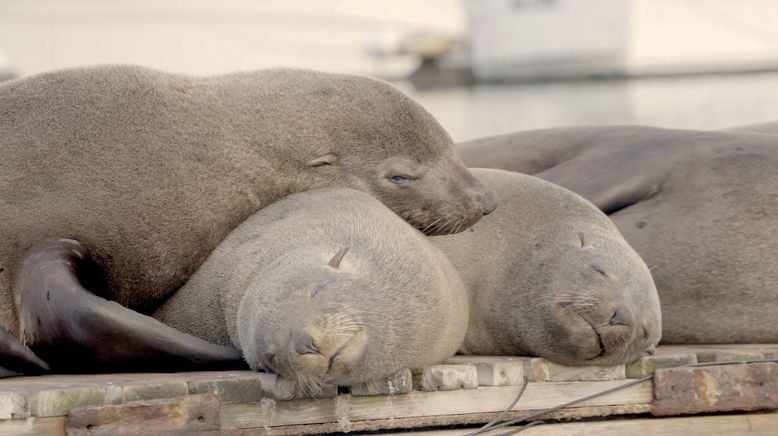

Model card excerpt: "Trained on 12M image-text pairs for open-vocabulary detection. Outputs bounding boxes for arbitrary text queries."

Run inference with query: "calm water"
[403,72,778,142]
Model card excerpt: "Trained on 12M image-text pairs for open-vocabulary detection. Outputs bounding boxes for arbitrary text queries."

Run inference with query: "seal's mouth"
[390,200,483,235]
[412,214,481,235]
[588,326,608,360]
[562,306,608,360]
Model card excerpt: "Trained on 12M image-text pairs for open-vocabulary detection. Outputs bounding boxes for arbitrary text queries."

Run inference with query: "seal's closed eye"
[307,153,338,168]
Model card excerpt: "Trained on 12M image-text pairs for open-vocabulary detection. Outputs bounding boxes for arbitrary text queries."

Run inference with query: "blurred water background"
[1,0,777,141]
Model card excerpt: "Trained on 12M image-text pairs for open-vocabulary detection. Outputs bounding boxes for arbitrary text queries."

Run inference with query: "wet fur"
[154,188,468,387]
[459,126,778,343]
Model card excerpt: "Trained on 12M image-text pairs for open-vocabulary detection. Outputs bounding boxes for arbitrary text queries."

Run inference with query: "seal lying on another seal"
[431,169,661,366]
[0,65,496,374]
[152,188,468,388]
[458,126,778,343]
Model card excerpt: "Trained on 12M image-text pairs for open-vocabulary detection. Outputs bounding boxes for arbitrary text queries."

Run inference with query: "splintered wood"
[1,345,776,435]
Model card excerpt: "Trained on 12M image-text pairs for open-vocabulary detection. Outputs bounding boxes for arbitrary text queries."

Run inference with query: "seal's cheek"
[547,304,604,362]
[324,330,368,382]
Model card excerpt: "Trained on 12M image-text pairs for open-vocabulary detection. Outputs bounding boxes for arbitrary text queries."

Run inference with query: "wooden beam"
[397,411,778,435]
[220,380,652,430]
[0,417,65,436]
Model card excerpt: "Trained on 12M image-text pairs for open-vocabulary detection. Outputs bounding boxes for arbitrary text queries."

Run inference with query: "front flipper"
[461,126,697,214]
[0,328,50,378]
[16,239,247,373]
[537,147,667,214]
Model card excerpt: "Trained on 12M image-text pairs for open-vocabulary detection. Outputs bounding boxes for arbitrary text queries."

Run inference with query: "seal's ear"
[307,153,338,168]
[328,247,349,269]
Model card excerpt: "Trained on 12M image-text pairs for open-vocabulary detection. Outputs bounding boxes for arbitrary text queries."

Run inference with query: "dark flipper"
[16,239,247,373]
[0,327,50,378]
[459,126,698,214]
[536,148,667,214]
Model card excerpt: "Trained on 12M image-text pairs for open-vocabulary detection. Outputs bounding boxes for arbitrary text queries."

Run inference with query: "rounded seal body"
[155,188,468,387]
[432,169,661,366]
[458,126,778,343]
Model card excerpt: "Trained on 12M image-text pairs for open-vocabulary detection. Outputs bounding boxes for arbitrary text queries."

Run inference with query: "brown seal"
[154,188,469,389]
[458,126,778,343]
[0,65,496,374]
[431,169,661,366]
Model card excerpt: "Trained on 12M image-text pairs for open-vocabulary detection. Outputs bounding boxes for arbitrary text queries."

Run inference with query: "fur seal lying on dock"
[154,188,469,388]
[0,65,496,374]
[432,169,661,365]
[458,126,778,343]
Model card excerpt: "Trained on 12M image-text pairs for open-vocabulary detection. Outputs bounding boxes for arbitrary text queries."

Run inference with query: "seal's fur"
[155,188,468,388]
[432,169,661,365]
[0,65,495,336]
[459,126,778,343]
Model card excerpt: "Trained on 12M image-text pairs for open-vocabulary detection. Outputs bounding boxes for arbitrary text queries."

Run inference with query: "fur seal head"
[433,169,661,366]
[236,242,466,391]
[154,188,469,390]
[237,251,371,389]
[289,71,499,234]
[526,229,661,366]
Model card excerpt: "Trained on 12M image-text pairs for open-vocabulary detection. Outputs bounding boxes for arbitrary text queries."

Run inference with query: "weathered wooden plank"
[397,411,778,435]
[656,344,778,355]
[220,380,652,429]
[413,365,479,391]
[214,404,651,435]
[652,362,778,416]
[66,394,221,435]
[351,369,413,396]
[0,390,28,420]
[529,359,625,382]
[445,356,525,386]
[625,352,697,378]
[0,417,65,436]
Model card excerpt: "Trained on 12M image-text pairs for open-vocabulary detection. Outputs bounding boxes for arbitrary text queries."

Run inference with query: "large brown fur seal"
[0,65,496,374]
[458,126,778,343]
[153,188,469,389]
[431,169,661,365]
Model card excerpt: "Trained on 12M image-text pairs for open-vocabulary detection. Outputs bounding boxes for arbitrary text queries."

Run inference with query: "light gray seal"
[431,169,661,366]
[458,126,778,343]
[0,65,496,374]
[154,188,469,388]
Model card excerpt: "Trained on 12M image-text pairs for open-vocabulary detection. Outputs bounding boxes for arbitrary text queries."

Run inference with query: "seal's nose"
[478,188,500,215]
[292,332,319,355]
[609,306,634,326]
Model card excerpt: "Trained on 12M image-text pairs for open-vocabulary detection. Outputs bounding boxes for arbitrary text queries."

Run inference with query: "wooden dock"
[1,344,777,435]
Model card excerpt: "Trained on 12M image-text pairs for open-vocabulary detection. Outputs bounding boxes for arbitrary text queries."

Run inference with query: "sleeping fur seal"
[0,65,496,373]
[431,169,661,366]
[458,126,778,343]
[153,188,469,389]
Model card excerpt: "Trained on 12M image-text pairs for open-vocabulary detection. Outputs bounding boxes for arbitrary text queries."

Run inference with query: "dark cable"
[466,376,529,436]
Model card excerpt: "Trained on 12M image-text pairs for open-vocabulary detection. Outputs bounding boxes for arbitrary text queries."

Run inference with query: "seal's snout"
[272,324,368,388]
[609,306,634,326]
[292,332,318,355]
[477,186,500,215]
[549,290,648,365]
